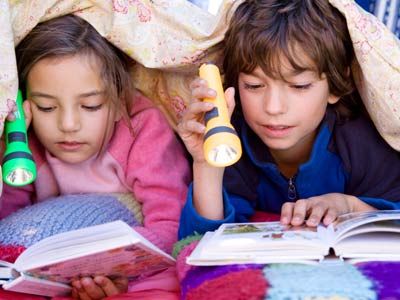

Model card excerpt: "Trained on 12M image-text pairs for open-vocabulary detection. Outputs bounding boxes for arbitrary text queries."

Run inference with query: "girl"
[177,0,400,239]
[2,15,190,299]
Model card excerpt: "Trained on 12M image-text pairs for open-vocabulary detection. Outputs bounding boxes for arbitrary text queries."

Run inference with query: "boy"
[177,0,400,238]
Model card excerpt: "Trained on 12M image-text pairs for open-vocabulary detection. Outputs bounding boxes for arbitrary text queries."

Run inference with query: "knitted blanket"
[174,236,400,300]
[0,193,142,263]
[174,214,400,300]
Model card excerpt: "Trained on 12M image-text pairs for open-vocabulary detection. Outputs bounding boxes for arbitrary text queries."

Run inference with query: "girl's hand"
[280,193,377,227]
[177,77,235,164]
[71,276,128,300]
[0,99,32,158]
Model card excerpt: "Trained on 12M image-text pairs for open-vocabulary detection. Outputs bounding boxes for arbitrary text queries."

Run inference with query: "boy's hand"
[177,77,235,164]
[71,276,128,300]
[280,193,377,227]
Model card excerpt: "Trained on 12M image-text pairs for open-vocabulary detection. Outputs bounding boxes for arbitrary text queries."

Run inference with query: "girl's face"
[26,54,120,164]
[238,58,339,164]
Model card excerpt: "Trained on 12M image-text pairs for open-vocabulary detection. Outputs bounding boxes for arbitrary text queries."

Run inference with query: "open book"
[187,210,400,266]
[0,221,175,297]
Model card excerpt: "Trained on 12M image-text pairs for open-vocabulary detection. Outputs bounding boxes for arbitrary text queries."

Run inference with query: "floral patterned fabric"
[0,0,399,194]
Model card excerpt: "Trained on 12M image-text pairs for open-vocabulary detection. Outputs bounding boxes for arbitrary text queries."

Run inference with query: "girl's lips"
[57,142,84,151]
[262,125,294,138]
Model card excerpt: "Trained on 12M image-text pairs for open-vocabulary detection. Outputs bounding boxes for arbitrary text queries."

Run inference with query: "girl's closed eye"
[35,104,56,112]
[82,103,103,111]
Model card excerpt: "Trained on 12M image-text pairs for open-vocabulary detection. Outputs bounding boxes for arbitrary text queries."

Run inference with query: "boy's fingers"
[189,77,207,90]
[178,102,214,136]
[191,85,216,101]
[291,199,308,226]
[185,101,214,119]
[178,120,206,135]
[280,202,294,225]
[322,208,338,226]
[306,204,326,227]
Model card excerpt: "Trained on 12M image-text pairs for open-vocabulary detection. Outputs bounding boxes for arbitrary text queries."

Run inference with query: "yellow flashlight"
[199,63,242,167]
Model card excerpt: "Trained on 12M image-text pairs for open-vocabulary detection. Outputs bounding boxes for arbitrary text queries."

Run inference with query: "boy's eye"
[244,83,264,90]
[291,84,312,90]
[82,104,103,111]
[36,105,55,112]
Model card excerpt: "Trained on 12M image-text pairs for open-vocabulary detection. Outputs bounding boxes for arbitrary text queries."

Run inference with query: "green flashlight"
[2,90,37,186]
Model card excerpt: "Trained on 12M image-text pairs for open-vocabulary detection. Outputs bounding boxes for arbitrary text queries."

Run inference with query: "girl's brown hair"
[16,14,134,134]
[223,0,362,119]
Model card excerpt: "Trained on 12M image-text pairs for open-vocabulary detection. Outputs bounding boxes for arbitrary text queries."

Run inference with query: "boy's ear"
[327,94,340,105]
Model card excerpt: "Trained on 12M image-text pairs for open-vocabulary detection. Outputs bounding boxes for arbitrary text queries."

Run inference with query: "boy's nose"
[263,88,287,115]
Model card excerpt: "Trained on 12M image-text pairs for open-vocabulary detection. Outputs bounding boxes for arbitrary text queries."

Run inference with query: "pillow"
[0,193,142,263]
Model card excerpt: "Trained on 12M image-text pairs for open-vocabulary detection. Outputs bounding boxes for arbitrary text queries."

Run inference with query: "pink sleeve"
[125,105,191,254]
[0,183,34,219]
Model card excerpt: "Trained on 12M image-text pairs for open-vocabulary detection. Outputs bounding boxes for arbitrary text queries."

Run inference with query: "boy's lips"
[262,124,294,138]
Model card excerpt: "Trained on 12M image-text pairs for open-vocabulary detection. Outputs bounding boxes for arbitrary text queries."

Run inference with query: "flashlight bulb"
[207,144,240,165]
[5,168,35,186]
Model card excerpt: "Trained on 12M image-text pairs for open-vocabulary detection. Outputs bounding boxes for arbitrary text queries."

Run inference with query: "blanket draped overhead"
[0,0,399,190]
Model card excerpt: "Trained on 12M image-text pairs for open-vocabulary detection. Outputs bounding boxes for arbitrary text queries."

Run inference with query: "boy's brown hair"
[223,0,362,118]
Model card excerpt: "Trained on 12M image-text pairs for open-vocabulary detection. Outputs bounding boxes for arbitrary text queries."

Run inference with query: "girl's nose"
[58,109,81,132]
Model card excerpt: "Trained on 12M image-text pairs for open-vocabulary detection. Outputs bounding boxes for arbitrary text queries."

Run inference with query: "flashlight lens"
[208,144,239,165]
[6,169,34,186]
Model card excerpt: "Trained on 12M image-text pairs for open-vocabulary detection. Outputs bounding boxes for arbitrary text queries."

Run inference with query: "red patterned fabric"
[187,269,267,300]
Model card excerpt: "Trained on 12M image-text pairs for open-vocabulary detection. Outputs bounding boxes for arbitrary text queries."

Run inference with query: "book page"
[333,232,400,260]
[187,228,327,266]
[211,222,327,252]
[0,267,14,280]
[332,210,400,242]
[11,221,174,285]
[15,221,135,265]
[336,220,400,242]
[3,273,71,297]
[23,243,174,284]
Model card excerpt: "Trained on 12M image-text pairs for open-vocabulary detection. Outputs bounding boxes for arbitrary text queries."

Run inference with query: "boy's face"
[238,61,339,162]
[26,54,119,164]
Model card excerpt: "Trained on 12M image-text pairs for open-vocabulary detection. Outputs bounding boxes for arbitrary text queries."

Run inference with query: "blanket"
[0,193,142,263]
[174,234,400,300]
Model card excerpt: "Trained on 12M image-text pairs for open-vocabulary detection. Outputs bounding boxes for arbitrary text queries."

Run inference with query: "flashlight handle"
[2,90,37,186]
[199,64,231,128]
[4,90,27,144]
[199,64,242,167]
